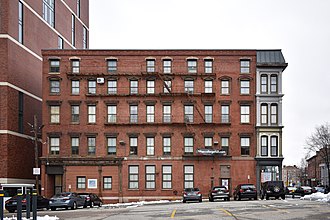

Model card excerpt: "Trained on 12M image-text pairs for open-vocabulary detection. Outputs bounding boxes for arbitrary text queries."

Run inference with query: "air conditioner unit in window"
[97,77,104,84]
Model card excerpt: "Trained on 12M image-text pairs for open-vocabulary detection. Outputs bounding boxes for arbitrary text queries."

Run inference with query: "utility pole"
[31,115,40,195]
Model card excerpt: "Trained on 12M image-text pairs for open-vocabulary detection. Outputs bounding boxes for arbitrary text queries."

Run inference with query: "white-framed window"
[163,137,171,155]
[129,165,139,189]
[49,60,60,72]
[163,105,171,123]
[147,60,155,72]
[130,105,138,123]
[147,80,155,94]
[184,105,194,123]
[184,80,194,93]
[71,80,79,94]
[87,137,96,155]
[71,14,75,46]
[187,60,197,73]
[71,137,79,155]
[58,36,63,49]
[204,60,213,73]
[130,80,138,94]
[107,105,117,123]
[50,80,60,94]
[145,165,156,189]
[49,137,60,155]
[43,0,55,27]
[271,75,278,93]
[107,80,117,94]
[221,137,229,155]
[221,80,229,94]
[240,80,250,94]
[162,165,172,189]
[88,105,96,123]
[103,176,112,189]
[261,75,268,93]
[77,0,81,17]
[71,60,80,74]
[261,104,268,124]
[184,137,194,154]
[204,80,213,93]
[88,80,96,94]
[83,27,87,49]
[261,136,268,156]
[204,137,213,149]
[107,137,116,155]
[50,106,60,123]
[240,105,250,123]
[184,165,194,188]
[241,137,250,156]
[163,80,172,93]
[107,60,117,73]
[147,105,155,123]
[204,105,213,123]
[146,137,155,155]
[77,176,86,189]
[130,137,138,155]
[271,136,278,156]
[71,105,79,123]
[240,60,250,73]
[163,60,171,73]
[221,105,230,123]
[271,104,278,124]
[18,1,23,44]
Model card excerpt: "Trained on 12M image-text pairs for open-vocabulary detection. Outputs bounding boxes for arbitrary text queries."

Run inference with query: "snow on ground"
[102,199,181,209]
[300,192,330,203]
[4,215,59,220]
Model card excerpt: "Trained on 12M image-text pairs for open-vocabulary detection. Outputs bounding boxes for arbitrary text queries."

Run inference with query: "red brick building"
[41,49,285,202]
[0,0,89,193]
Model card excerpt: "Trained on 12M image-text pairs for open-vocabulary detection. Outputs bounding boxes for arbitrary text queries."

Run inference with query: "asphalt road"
[4,197,330,220]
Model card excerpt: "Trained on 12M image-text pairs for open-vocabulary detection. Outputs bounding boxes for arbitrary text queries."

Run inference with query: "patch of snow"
[102,199,181,209]
[4,215,59,220]
[300,192,330,203]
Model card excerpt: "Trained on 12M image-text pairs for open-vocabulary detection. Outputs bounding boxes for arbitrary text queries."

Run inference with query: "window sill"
[50,122,60,125]
[70,122,80,125]
[144,189,156,191]
[128,189,140,191]
[48,72,60,75]
[161,189,173,191]
[49,93,61,96]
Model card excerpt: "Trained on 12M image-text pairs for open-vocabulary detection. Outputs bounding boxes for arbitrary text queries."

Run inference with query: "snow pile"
[4,215,59,220]
[103,200,181,209]
[300,192,330,203]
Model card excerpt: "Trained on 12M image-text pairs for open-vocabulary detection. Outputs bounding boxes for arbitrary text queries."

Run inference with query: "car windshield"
[241,185,256,189]
[54,192,71,197]
[268,181,283,187]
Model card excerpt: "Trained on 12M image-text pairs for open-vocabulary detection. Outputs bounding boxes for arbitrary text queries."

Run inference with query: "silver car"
[49,192,85,211]
[209,186,230,202]
[183,188,202,203]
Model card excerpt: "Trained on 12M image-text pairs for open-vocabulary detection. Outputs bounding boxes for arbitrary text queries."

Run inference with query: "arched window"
[271,136,278,156]
[271,104,278,125]
[270,74,278,93]
[261,74,268,93]
[261,136,268,156]
[261,104,268,124]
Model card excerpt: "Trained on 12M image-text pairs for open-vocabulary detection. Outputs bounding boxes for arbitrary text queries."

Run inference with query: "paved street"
[4,198,330,220]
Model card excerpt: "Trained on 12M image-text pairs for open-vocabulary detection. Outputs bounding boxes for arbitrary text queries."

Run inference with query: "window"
[58,36,63,49]
[184,166,194,188]
[71,80,80,94]
[107,60,117,73]
[184,80,194,93]
[221,105,230,123]
[77,176,86,189]
[129,137,138,155]
[271,136,278,156]
[146,60,155,72]
[187,60,197,73]
[271,104,278,124]
[83,27,87,49]
[240,105,250,123]
[50,80,60,94]
[163,105,171,123]
[163,60,171,73]
[204,105,213,123]
[77,0,80,18]
[261,136,268,156]
[162,166,172,189]
[71,60,80,74]
[261,104,268,124]
[147,80,155,94]
[163,137,171,155]
[107,137,116,155]
[184,137,194,154]
[88,105,96,123]
[145,165,156,189]
[261,75,268,93]
[43,0,55,27]
[71,14,75,46]
[240,80,250,94]
[50,60,60,72]
[18,1,23,44]
[49,137,60,155]
[103,176,112,189]
[204,60,213,73]
[240,60,250,73]
[129,166,139,189]
[130,105,138,123]
[271,75,278,93]
[71,137,79,155]
[221,80,229,94]
[50,106,60,123]
[107,80,117,94]
[221,137,229,155]
[163,80,172,93]
[241,137,250,156]
[130,80,138,94]
[147,105,155,123]
[88,80,96,94]
[184,105,194,123]
[204,137,212,149]
[107,106,116,123]
[204,80,213,93]
[71,105,79,123]
[87,137,96,155]
[146,137,155,156]
[18,92,23,133]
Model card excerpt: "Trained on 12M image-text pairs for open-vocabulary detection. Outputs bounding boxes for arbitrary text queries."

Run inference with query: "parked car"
[286,186,297,195]
[233,184,257,201]
[208,186,230,202]
[292,186,313,198]
[5,195,50,213]
[49,192,85,211]
[260,181,286,200]
[314,186,325,193]
[78,193,103,208]
[182,188,202,203]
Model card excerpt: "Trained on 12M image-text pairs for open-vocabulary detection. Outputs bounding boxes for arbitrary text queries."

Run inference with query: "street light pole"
[33,115,39,195]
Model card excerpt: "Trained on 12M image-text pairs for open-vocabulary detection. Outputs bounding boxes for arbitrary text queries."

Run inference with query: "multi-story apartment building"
[282,165,301,186]
[0,0,89,194]
[41,49,286,202]
[307,148,330,187]
[255,51,287,192]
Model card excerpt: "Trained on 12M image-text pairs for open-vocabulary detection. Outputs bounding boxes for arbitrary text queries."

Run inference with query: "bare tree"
[306,123,330,187]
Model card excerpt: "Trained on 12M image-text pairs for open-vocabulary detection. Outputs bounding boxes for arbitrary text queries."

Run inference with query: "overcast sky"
[89,0,330,166]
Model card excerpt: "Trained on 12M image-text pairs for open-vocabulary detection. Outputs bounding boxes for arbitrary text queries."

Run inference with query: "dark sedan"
[78,193,103,208]
[182,188,202,203]
[293,186,313,198]
[5,195,50,213]
[49,192,85,211]
[209,186,230,202]
[233,184,258,200]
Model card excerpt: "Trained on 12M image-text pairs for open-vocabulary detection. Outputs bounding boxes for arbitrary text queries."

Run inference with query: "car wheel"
[90,202,94,208]
[183,199,186,203]
[51,207,56,211]
[275,196,279,200]
[199,199,202,203]
[98,202,102,207]
[72,202,77,210]
[238,195,241,201]
[281,195,285,200]
[209,197,213,202]
[266,195,269,200]
[8,209,15,213]
[254,196,258,200]
[83,201,87,208]
[227,197,230,201]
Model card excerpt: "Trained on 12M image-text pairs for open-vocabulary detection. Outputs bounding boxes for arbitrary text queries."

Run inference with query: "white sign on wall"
[88,179,97,189]
[33,168,40,175]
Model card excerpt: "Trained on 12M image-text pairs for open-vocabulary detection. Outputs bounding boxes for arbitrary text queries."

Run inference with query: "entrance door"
[54,175,63,194]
